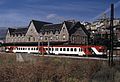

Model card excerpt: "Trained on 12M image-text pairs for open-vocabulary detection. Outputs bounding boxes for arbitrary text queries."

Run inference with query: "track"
[32,54,108,61]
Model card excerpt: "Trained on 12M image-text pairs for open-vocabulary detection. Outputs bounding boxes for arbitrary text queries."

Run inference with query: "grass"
[0,53,119,82]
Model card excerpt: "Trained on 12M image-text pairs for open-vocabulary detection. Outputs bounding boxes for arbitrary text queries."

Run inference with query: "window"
[63,27,65,32]
[34,48,36,50]
[33,37,35,41]
[50,36,53,40]
[52,48,54,51]
[71,48,73,51]
[20,34,22,36]
[55,48,58,51]
[36,48,38,50]
[31,48,33,50]
[40,36,43,40]
[67,48,69,51]
[60,48,62,51]
[56,35,59,40]
[45,36,48,40]
[49,48,51,51]
[63,35,66,40]
[74,48,77,52]
[30,29,32,31]
[46,48,48,50]
[28,37,30,41]
[28,48,30,50]
[63,48,66,51]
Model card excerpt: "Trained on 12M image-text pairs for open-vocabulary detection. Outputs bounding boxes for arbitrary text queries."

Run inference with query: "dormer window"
[56,35,59,40]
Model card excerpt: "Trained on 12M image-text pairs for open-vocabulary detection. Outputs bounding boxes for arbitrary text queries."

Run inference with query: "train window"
[52,48,54,51]
[74,48,77,52]
[23,48,25,50]
[46,48,48,50]
[21,48,22,50]
[55,48,58,51]
[49,48,51,51]
[19,48,20,50]
[34,48,36,50]
[31,48,33,50]
[63,48,66,51]
[79,48,81,51]
[71,48,73,51]
[28,48,30,50]
[67,48,69,51]
[36,48,38,50]
[60,48,62,51]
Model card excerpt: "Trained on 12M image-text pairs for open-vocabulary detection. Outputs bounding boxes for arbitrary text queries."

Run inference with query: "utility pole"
[38,35,40,55]
[48,36,50,55]
[109,4,114,66]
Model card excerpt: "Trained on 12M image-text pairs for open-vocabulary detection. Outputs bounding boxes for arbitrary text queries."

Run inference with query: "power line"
[90,1,120,21]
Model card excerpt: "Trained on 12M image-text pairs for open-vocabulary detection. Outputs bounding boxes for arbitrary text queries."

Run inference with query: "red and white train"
[5,45,106,57]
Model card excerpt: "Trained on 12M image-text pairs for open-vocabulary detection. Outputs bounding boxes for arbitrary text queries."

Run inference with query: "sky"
[0,0,120,27]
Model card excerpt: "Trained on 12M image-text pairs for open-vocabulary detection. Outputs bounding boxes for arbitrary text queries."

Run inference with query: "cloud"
[46,14,67,23]
[46,14,56,19]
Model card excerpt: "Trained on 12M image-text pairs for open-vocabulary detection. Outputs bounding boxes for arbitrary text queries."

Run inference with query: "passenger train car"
[5,45,107,57]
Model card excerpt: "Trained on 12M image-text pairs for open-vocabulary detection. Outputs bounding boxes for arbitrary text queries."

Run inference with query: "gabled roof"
[13,28,28,35]
[80,23,90,36]
[8,28,16,35]
[39,20,76,34]
[40,24,62,34]
[8,28,28,35]
[38,20,90,36]
[68,22,90,36]
[64,21,74,29]
[31,20,52,33]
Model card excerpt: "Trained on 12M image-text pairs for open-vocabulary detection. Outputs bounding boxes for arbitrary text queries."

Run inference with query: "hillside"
[0,28,7,40]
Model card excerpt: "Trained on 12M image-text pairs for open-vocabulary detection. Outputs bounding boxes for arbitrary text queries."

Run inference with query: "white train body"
[5,45,106,57]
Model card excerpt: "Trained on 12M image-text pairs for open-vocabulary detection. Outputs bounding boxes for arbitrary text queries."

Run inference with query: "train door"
[82,46,92,56]
[9,46,14,53]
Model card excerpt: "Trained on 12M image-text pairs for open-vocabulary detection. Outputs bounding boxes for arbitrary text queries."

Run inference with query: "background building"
[5,20,89,45]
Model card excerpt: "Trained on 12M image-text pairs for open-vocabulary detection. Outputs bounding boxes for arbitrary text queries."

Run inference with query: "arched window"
[28,37,30,41]
[56,35,59,40]
[33,37,35,41]
[63,34,66,40]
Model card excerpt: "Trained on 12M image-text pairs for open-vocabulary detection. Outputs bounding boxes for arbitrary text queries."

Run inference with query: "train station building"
[5,20,90,45]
